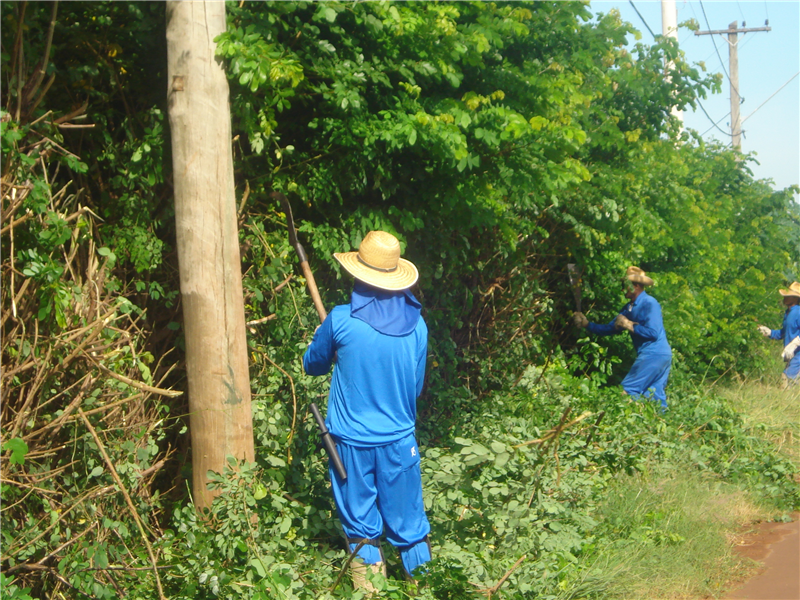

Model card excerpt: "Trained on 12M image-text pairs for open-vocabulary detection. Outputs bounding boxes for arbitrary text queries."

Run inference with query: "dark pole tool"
[271,191,346,481]
[309,403,347,481]
[567,263,583,313]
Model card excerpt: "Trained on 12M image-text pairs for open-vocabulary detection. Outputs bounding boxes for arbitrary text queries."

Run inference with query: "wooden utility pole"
[695,21,771,152]
[166,0,254,510]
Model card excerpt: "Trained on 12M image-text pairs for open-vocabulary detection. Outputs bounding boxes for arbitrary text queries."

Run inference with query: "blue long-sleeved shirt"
[302,304,427,447]
[769,304,800,346]
[587,290,671,356]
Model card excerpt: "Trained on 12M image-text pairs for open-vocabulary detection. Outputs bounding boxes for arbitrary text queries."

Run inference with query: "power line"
[697,101,731,137]
[628,1,656,39]
[738,31,757,53]
[693,15,769,151]
[688,1,701,28]
[697,0,733,86]
[735,0,746,23]
[741,71,800,125]
[699,22,757,65]
[696,72,796,140]
[700,111,731,138]
[697,1,726,73]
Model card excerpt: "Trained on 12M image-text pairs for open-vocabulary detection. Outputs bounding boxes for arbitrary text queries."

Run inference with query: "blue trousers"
[785,352,800,380]
[622,352,672,408]
[330,433,431,575]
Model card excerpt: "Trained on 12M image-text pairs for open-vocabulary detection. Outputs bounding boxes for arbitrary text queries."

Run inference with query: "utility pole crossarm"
[694,26,771,36]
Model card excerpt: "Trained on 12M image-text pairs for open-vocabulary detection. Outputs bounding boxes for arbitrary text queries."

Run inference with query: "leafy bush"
[142,364,798,599]
[2,1,799,598]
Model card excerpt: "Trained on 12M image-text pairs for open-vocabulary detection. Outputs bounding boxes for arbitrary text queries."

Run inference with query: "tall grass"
[592,463,763,599]
[585,378,799,600]
[716,379,800,466]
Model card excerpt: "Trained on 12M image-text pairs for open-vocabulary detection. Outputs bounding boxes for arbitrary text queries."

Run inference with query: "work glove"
[573,312,588,328]
[614,314,636,332]
[781,336,800,362]
[757,325,772,338]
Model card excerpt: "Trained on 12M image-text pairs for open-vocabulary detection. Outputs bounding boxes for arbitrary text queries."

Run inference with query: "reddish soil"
[723,513,800,600]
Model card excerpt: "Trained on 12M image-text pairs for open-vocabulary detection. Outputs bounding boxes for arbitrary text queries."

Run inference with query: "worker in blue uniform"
[757,281,800,386]
[302,230,430,591]
[573,266,672,408]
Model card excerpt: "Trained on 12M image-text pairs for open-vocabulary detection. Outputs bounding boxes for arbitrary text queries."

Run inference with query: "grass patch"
[716,380,800,467]
[584,380,800,600]
[590,463,765,600]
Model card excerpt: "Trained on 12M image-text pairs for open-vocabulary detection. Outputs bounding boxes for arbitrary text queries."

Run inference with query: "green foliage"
[0,574,34,600]
[96,107,169,275]
[2,438,29,466]
[143,367,797,599]
[216,0,797,399]
[3,1,799,598]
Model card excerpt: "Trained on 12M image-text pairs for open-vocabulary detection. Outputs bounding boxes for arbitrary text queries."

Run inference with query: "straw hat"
[778,282,800,298]
[333,231,419,291]
[625,266,654,287]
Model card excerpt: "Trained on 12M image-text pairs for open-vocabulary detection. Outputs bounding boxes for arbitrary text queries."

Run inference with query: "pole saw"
[567,263,606,444]
[567,263,583,313]
[272,191,347,481]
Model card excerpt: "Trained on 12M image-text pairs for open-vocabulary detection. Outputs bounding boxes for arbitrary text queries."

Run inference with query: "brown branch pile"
[1,130,180,598]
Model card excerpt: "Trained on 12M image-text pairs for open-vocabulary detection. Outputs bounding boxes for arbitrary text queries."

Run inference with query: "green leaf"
[250,558,267,578]
[494,452,510,468]
[94,546,109,569]
[2,438,28,465]
[253,484,268,500]
[279,516,292,534]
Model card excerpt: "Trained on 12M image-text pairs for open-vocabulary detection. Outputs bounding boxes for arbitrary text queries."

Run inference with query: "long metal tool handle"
[310,403,347,481]
[271,191,327,323]
[272,191,346,480]
[567,263,583,313]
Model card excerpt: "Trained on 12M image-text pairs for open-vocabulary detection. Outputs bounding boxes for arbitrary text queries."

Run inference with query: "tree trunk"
[165,0,254,510]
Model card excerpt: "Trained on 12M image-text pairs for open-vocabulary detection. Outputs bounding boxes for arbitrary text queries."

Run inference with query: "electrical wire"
[624,0,778,145]
[697,101,732,137]
[738,32,758,53]
[628,0,731,140]
[697,0,742,100]
[688,0,701,28]
[628,0,656,39]
[735,0,746,23]
[701,32,756,66]
[698,0,730,81]
[741,71,800,125]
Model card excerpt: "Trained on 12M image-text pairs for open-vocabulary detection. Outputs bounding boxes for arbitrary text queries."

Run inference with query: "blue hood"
[350,280,421,336]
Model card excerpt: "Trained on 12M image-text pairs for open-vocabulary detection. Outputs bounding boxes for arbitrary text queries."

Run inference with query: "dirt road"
[723,513,799,600]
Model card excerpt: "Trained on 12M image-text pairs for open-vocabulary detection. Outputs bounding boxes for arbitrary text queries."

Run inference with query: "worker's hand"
[757,325,771,338]
[781,336,800,362]
[614,314,636,332]
[573,312,588,328]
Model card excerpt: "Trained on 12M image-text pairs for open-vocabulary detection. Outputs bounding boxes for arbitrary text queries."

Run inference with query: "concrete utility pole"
[166,0,255,510]
[660,0,683,126]
[695,21,771,152]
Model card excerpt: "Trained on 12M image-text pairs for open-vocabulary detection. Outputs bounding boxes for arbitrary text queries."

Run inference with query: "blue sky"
[590,0,799,194]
